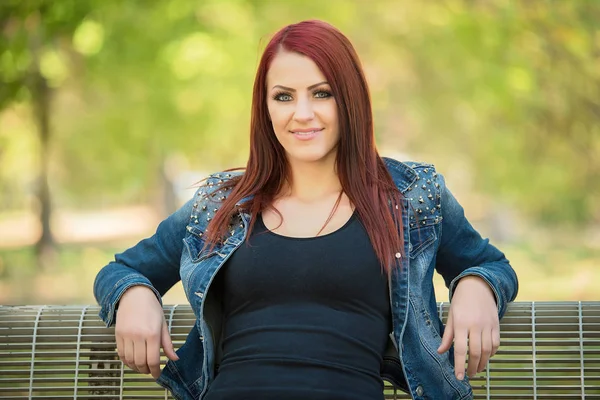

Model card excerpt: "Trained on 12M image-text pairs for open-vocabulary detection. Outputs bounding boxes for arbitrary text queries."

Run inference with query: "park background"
[0,0,598,306]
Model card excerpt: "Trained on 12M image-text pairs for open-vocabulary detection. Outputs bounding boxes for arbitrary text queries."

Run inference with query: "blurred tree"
[1,0,92,266]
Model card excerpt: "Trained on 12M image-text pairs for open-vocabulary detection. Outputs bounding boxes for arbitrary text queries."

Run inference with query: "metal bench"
[0,302,598,399]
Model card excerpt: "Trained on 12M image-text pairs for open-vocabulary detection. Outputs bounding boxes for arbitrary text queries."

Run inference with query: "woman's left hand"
[437,275,500,380]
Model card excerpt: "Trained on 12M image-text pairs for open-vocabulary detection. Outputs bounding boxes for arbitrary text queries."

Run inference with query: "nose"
[293,97,314,122]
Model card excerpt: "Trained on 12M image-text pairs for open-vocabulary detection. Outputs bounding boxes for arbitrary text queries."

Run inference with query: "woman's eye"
[274,93,293,102]
[314,90,332,99]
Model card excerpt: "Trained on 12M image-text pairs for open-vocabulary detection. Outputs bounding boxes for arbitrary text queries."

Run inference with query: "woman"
[94,20,518,400]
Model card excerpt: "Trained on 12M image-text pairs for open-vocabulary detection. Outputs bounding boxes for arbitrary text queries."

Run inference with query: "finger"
[491,327,501,357]
[124,340,135,371]
[438,312,454,354]
[116,335,124,364]
[133,340,150,374]
[161,321,180,361]
[478,331,493,373]
[146,335,161,380]
[467,330,481,378]
[453,329,468,380]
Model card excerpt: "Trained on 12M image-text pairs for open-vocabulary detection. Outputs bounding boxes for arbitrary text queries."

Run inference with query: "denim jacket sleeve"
[93,195,195,327]
[435,173,519,318]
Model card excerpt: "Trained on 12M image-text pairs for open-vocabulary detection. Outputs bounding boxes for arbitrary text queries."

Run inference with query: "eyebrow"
[271,81,329,91]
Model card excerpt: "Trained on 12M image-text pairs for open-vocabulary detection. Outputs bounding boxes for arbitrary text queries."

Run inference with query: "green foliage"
[0,0,598,224]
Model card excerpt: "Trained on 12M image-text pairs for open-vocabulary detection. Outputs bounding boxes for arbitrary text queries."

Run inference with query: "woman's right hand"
[115,285,180,379]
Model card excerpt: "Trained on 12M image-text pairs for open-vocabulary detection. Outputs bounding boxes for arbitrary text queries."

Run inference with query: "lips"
[289,128,323,140]
[290,128,324,135]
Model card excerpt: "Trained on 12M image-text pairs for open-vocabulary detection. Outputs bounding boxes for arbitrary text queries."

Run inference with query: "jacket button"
[199,335,204,341]
[395,252,401,259]
[416,385,424,396]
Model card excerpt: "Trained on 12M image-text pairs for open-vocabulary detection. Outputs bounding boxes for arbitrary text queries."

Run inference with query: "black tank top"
[204,212,391,400]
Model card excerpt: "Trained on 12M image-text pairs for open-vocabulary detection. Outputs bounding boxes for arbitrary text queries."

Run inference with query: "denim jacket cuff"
[98,275,163,327]
[448,268,506,317]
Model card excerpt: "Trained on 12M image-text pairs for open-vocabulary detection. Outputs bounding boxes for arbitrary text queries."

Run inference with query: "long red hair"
[204,20,404,273]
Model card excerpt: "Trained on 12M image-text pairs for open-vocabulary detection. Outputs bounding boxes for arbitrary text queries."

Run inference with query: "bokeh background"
[1,0,598,305]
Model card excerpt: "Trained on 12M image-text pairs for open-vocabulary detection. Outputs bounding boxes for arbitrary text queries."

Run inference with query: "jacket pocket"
[409,224,437,259]
[183,226,218,263]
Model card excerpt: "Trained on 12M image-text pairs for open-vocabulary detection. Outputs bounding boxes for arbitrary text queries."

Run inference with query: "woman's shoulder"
[192,170,244,197]
[382,157,440,187]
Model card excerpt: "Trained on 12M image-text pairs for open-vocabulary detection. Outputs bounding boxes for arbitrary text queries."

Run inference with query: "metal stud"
[202,205,207,211]
[207,217,211,221]
[427,179,431,184]
[422,184,427,190]
[410,223,415,228]
[239,224,244,229]
[419,196,424,203]
[436,204,441,209]
[395,252,402,259]
[435,183,440,189]
[186,226,192,232]
[213,208,218,213]
[230,230,235,236]
[422,220,427,225]
[424,168,429,173]
[428,193,434,200]
[417,208,423,214]
[193,203,198,208]
[395,205,399,209]
[226,174,231,178]
[433,172,437,178]
[218,179,223,184]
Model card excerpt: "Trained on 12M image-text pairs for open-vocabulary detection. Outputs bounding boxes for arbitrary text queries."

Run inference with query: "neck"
[283,158,341,201]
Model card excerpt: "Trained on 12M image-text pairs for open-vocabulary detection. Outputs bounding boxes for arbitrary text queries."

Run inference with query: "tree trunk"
[32,69,55,266]
[28,14,56,269]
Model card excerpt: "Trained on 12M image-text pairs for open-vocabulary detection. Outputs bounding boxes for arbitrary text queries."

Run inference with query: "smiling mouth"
[290,128,324,136]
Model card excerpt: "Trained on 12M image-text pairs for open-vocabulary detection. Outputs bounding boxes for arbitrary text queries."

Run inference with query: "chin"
[287,149,336,164]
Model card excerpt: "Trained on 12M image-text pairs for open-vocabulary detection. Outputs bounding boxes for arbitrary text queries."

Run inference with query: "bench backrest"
[1,302,598,399]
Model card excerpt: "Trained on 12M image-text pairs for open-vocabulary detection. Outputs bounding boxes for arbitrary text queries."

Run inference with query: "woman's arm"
[93,194,195,327]
[434,174,519,318]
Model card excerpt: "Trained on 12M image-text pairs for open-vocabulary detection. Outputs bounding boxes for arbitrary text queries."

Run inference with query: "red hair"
[204,20,404,273]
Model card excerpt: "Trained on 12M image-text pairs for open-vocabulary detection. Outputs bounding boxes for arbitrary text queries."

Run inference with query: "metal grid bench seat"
[1,302,599,399]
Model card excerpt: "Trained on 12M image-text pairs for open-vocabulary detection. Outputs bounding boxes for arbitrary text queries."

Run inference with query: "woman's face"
[266,51,340,167]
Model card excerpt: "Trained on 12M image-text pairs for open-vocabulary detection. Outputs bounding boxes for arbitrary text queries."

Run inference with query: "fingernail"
[457,373,464,380]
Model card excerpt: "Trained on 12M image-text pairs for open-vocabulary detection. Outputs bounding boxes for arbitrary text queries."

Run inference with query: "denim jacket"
[94,158,518,400]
